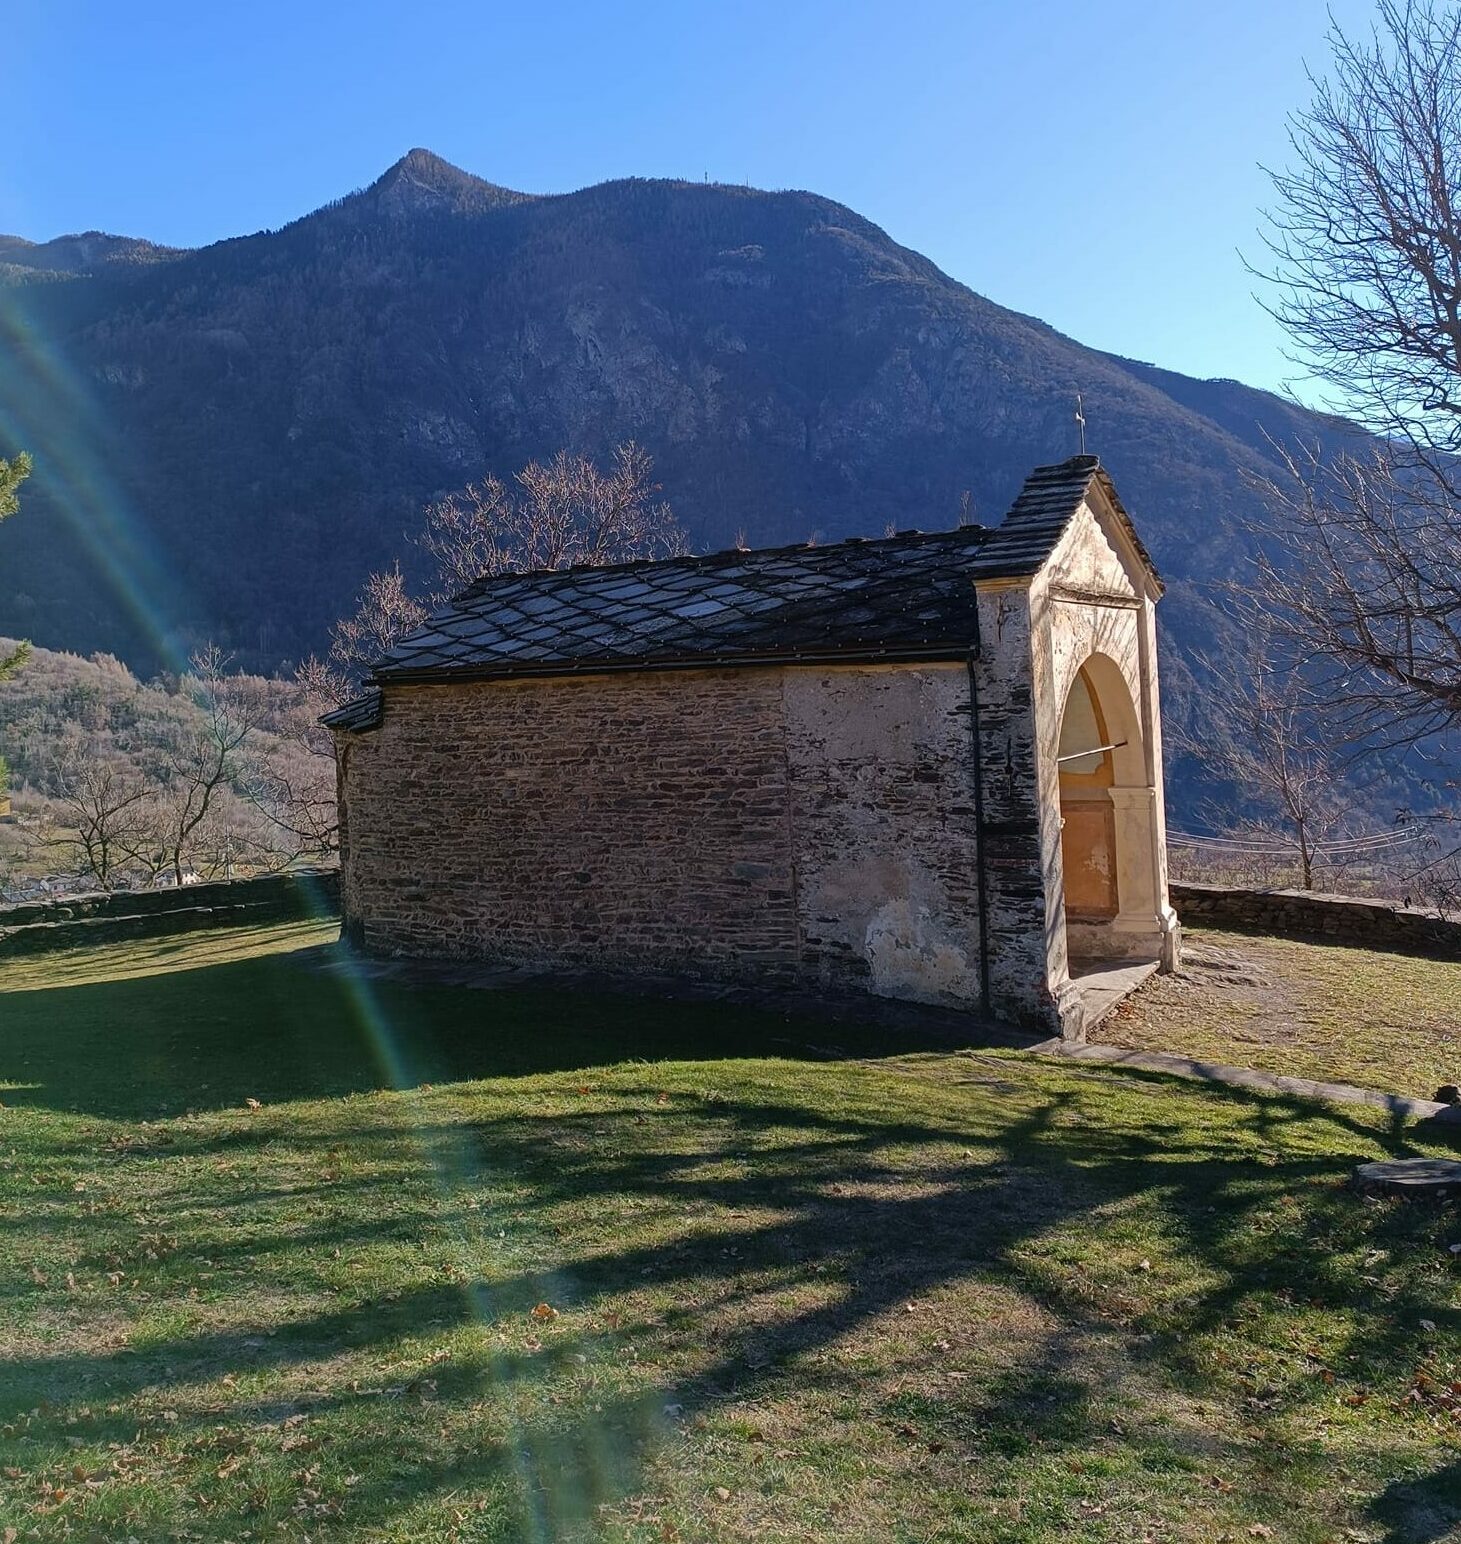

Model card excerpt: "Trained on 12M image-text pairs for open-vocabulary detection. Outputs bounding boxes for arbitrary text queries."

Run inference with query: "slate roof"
[1000,454,1160,581]
[322,455,1152,729]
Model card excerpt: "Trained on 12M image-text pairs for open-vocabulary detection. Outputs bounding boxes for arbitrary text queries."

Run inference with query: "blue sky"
[7,0,1376,395]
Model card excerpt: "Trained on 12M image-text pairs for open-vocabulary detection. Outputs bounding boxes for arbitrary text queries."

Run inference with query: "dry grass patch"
[1106,927,1461,1099]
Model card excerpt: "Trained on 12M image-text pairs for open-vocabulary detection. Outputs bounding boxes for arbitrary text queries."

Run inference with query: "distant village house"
[327,455,1180,1038]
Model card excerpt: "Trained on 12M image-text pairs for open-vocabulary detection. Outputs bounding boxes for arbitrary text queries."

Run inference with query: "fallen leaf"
[531,1302,559,1320]
[1249,1527,1274,1539]
[714,1487,731,1502]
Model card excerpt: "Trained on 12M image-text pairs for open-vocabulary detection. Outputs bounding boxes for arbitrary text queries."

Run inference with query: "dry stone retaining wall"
[0,869,340,956]
[1171,881,1461,959]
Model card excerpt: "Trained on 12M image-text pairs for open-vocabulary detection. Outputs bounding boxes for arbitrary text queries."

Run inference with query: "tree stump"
[1353,1158,1461,1198]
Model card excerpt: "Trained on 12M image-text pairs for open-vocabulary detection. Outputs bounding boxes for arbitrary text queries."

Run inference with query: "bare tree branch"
[1258,0,1461,479]
[321,442,687,703]
[1246,2,1461,752]
[419,441,687,601]
[1245,438,1461,742]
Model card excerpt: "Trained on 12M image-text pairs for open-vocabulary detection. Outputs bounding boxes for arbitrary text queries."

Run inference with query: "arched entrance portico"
[1054,653,1166,969]
[966,452,1180,1038]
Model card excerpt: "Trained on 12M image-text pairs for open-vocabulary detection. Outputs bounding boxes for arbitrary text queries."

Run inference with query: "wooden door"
[1060,798,1118,918]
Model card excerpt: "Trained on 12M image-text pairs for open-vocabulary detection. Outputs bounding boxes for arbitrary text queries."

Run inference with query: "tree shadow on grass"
[4,927,1458,1537]
[1370,1459,1461,1544]
[4,1067,1458,1539]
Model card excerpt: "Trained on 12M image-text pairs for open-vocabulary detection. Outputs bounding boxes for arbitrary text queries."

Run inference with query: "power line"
[1167,826,1424,857]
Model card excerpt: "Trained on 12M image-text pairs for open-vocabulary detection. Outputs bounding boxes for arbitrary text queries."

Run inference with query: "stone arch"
[1054,651,1163,966]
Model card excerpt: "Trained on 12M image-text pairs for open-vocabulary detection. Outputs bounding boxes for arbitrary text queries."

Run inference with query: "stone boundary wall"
[1171,881,1461,960]
[0,869,341,956]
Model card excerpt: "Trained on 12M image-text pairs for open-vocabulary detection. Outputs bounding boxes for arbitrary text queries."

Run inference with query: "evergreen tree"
[0,451,32,681]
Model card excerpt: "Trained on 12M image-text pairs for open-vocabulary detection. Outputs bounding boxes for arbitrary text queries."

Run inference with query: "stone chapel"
[326,455,1181,1038]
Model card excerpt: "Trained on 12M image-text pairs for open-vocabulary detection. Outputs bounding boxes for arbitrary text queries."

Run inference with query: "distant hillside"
[0,149,1364,696]
[0,230,182,277]
[0,641,325,898]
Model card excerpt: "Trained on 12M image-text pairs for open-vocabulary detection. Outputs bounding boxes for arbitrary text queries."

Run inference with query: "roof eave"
[371,638,978,687]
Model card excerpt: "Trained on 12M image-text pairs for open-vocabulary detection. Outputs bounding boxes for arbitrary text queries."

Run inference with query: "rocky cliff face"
[0,151,1357,687]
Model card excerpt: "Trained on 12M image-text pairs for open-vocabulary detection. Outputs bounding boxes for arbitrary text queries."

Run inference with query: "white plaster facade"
[970,468,1181,1035]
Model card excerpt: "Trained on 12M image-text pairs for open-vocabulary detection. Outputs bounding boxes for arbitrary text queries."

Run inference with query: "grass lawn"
[1106,928,1461,1101]
[0,921,1458,1542]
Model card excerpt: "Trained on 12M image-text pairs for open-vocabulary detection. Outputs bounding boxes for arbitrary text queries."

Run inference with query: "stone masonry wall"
[338,664,991,1007]
[1171,882,1461,960]
[340,671,800,979]
[971,586,1052,1027]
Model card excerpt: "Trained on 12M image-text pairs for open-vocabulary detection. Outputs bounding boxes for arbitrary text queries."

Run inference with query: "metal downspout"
[967,628,992,1012]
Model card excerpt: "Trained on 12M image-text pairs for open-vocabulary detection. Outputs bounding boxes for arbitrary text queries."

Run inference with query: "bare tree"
[322,562,429,693]
[44,753,157,889]
[306,442,687,705]
[1250,0,1461,744]
[243,674,341,855]
[151,647,261,886]
[1170,622,1357,890]
[420,442,686,598]
[1260,0,1461,470]
[1249,441,1461,743]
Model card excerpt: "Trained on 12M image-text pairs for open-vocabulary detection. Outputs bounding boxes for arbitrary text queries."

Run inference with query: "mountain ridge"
[0,151,1366,691]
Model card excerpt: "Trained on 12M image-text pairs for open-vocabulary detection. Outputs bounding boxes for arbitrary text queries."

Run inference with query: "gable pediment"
[1042,489,1152,604]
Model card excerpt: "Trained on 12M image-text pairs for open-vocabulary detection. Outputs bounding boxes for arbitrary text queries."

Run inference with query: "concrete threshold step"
[1064,959,1160,1035]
